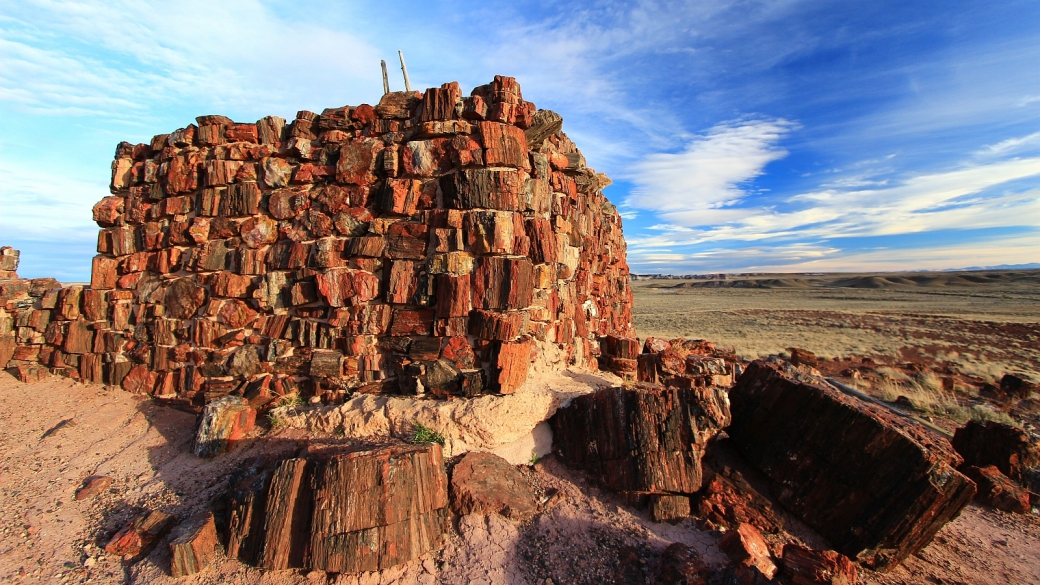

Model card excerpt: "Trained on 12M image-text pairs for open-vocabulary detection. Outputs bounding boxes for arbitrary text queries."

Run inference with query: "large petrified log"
[727,361,976,570]
[224,442,448,573]
[550,384,730,495]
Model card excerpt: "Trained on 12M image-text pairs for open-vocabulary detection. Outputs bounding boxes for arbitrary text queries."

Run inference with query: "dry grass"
[631,274,1040,380]
[869,375,1020,427]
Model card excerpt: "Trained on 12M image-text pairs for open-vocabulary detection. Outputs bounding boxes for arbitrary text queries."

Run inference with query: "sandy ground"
[1,370,1038,584]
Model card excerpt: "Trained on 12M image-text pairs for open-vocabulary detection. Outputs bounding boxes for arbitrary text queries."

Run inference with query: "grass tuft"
[968,404,1021,428]
[872,379,970,423]
[411,421,446,446]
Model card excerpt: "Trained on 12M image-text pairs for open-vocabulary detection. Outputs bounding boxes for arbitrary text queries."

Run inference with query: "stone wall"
[0,75,633,406]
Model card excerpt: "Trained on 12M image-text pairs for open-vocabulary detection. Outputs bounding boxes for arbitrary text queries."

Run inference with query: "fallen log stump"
[551,384,730,495]
[727,360,976,570]
[952,419,1040,483]
[550,384,730,507]
[104,509,175,559]
[224,441,448,573]
[169,512,218,577]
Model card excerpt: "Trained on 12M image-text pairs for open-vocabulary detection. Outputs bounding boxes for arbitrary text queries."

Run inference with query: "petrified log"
[781,545,857,585]
[550,384,730,494]
[727,361,976,570]
[105,509,175,558]
[649,494,691,523]
[694,474,782,534]
[169,512,219,577]
[193,395,256,458]
[224,442,449,574]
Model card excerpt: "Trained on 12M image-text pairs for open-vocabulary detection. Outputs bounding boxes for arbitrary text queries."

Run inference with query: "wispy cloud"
[627,135,1040,248]
[0,0,383,121]
[625,118,795,217]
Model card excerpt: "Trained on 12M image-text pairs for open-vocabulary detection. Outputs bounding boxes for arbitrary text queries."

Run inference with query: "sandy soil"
[1,369,1038,585]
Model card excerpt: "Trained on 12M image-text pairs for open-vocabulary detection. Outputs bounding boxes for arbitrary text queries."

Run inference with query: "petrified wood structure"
[225,442,448,573]
[727,361,976,570]
[0,75,634,405]
[550,383,731,497]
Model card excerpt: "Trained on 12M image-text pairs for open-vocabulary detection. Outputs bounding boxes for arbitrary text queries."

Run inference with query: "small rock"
[720,523,778,581]
[962,465,1031,514]
[193,396,256,458]
[169,512,218,577]
[781,544,857,585]
[74,476,112,501]
[614,546,647,585]
[657,542,711,585]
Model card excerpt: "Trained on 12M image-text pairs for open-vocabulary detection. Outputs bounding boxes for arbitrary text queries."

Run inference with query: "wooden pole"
[381,60,390,94]
[398,50,412,92]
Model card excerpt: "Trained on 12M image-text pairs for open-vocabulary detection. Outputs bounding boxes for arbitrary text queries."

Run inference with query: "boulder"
[450,451,538,520]
[727,361,976,570]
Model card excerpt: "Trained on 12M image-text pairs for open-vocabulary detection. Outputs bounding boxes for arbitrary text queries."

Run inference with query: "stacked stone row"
[4,75,634,406]
[600,335,735,388]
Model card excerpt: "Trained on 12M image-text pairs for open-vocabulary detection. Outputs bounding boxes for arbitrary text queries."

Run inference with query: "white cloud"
[977,132,1040,157]
[628,233,1040,274]
[0,1,384,121]
[628,145,1040,246]
[624,118,794,215]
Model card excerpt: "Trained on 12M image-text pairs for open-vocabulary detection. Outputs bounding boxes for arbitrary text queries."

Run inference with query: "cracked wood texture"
[727,360,976,571]
[224,442,448,574]
[550,384,731,495]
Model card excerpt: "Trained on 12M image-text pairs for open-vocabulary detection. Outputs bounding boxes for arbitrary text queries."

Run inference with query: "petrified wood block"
[224,442,448,574]
[105,509,175,558]
[727,361,976,570]
[550,384,731,494]
[169,512,219,577]
[193,395,256,458]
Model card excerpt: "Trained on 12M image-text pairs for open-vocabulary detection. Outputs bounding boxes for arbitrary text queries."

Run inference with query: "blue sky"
[2,0,1038,279]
